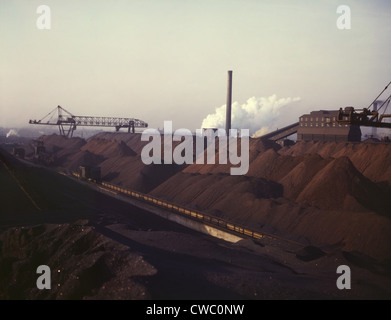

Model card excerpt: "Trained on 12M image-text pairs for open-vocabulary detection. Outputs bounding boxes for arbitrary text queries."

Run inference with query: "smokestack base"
[226,70,233,134]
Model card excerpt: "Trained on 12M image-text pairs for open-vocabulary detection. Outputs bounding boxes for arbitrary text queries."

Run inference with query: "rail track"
[71,171,306,248]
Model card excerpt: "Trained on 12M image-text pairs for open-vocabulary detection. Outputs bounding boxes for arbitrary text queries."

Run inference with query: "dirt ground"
[1,220,391,300]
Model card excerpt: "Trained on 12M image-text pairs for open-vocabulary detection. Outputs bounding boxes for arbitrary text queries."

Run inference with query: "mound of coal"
[0,221,156,299]
[296,246,325,261]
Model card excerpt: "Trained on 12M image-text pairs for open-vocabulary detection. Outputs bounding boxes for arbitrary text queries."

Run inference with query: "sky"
[1,0,390,133]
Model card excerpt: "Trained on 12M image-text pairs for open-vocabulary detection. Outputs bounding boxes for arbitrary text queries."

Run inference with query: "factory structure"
[297,109,362,142]
[262,104,391,143]
[223,71,390,143]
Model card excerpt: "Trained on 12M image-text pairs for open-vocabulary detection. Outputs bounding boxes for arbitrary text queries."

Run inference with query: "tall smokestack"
[226,70,233,134]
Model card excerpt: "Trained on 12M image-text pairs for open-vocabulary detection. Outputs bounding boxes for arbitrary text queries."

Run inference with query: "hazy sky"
[1,0,390,132]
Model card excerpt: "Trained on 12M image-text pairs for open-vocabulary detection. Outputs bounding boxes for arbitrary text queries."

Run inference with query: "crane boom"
[29,106,148,137]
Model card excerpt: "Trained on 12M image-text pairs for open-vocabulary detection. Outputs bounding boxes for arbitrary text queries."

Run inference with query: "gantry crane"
[29,106,148,137]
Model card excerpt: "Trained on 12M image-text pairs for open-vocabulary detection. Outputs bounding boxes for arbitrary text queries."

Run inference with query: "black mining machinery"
[29,106,148,137]
[337,81,391,129]
[31,139,55,166]
[259,81,391,143]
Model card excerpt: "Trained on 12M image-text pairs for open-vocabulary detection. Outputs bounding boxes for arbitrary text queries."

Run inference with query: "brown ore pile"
[1,133,391,299]
[21,134,391,259]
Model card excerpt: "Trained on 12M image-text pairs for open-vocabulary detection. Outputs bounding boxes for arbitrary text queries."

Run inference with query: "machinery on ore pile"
[337,81,391,129]
[32,139,55,166]
[78,165,101,183]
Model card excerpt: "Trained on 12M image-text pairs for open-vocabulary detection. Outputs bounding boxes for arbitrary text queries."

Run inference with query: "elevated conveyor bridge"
[258,122,299,141]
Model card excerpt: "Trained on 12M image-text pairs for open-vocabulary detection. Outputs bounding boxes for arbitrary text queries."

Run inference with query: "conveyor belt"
[258,122,299,141]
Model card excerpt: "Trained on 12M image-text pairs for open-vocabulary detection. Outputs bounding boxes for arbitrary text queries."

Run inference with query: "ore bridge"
[29,105,148,137]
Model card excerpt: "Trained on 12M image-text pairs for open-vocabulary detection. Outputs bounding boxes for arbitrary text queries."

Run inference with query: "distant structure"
[12,147,25,159]
[297,110,361,142]
[33,139,46,156]
[258,81,391,143]
[32,139,55,165]
[79,166,101,183]
[29,106,148,138]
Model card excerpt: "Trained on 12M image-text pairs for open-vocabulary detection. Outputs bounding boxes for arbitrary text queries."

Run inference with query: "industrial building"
[297,110,362,142]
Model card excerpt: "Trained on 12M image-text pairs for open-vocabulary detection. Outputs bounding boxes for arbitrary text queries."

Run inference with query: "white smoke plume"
[6,129,19,138]
[201,95,301,137]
